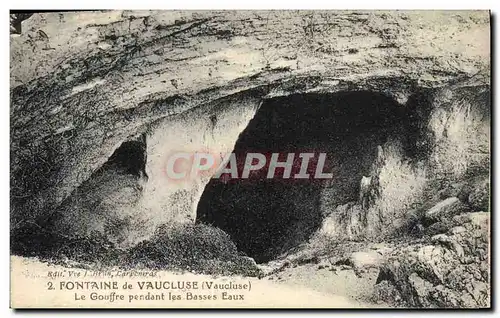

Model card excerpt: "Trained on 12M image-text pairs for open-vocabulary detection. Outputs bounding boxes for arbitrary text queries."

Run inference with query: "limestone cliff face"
[10,11,490,246]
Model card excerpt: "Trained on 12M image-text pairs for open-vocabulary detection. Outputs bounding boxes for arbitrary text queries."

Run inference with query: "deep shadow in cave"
[101,134,148,179]
[196,92,410,263]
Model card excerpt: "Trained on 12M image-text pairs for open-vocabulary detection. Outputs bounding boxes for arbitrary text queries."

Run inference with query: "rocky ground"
[10,172,491,309]
[13,190,489,308]
[259,194,490,308]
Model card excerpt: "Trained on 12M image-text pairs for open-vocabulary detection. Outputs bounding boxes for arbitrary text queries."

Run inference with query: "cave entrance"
[100,134,148,179]
[196,91,407,263]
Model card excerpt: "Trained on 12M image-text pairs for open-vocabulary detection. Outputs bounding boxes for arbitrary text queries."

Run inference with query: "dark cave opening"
[100,134,148,179]
[196,91,411,263]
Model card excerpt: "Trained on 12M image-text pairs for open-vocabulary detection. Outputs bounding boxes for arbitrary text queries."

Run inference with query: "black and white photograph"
[8,8,491,309]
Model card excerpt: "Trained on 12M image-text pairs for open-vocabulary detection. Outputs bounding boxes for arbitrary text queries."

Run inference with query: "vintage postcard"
[10,10,491,308]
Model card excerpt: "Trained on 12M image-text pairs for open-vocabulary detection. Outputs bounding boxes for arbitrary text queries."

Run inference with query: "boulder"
[424,197,467,224]
[376,212,490,308]
[348,250,384,276]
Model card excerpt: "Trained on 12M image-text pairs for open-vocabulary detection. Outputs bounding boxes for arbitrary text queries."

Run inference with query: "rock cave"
[9,11,490,308]
[196,91,411,262]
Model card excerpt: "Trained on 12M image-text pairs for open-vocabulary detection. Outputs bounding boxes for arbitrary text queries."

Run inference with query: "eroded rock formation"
[10,11,490,261]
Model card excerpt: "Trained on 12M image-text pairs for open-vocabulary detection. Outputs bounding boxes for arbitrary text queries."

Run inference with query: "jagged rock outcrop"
[376,211,490,308]
[423,197,467,224]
